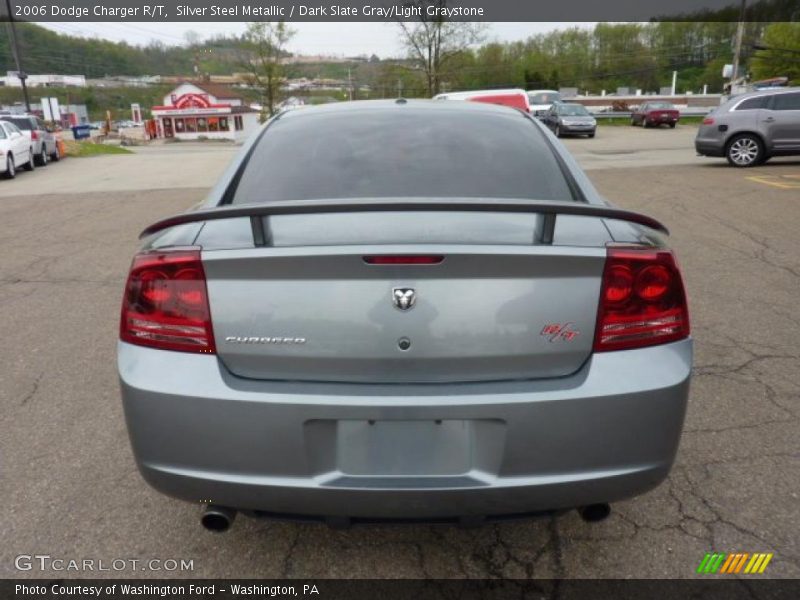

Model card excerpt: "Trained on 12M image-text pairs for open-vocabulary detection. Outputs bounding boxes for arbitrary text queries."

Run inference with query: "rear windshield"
[4,117,33,130]
[231,107,576,204]
[647,102,675,110]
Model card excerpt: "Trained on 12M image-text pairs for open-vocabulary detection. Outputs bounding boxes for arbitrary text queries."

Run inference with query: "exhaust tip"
[578,503,611,523]
[201,505,236,532]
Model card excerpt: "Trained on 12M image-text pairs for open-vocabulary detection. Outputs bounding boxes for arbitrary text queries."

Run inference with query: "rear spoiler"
[140,198,668,244]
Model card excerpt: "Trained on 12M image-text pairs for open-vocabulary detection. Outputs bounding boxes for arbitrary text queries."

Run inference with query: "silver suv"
[0,115,59,166]
[695,87,800,167]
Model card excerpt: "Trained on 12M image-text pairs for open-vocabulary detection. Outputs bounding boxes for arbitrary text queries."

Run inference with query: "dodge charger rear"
[118,100,691,530]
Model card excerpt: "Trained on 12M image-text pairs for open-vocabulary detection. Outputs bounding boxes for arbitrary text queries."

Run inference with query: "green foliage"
[63,141,133,157]
[750,22,800,82]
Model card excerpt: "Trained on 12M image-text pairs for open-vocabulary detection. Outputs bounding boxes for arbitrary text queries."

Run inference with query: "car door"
[544,106,557,130]
[763,92,800,152]
[6,123,29,160]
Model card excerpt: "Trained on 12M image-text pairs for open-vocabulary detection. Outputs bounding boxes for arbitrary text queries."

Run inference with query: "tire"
[36,145,48,167]
[588,132,595,138]
[631,116,637,126]
[3,155,15,179]
[726,134,765,168]
[554,125,562,138]
[50,142,61,162]
[23,149,35,171]
[669,122,676,129]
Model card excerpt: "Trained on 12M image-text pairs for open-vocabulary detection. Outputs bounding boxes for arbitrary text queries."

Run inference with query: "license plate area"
[304,419,506,479]
[338,420,471,476]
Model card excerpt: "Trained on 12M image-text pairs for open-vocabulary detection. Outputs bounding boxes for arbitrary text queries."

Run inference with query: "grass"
[595,115,705,127]
[62,140,133,157]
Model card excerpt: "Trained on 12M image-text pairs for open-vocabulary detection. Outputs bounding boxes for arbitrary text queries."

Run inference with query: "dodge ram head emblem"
[392,288,416,311]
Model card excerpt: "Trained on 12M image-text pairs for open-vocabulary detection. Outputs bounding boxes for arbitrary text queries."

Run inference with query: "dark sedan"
[542,103,597,137]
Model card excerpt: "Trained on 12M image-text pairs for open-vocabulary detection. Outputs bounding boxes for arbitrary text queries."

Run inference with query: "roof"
[278,98,530,122]
[181,81,243,100]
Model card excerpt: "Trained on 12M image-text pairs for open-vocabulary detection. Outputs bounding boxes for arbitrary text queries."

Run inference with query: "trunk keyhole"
[398,337,411,351]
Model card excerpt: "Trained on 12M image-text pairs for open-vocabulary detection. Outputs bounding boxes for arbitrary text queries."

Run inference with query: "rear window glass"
[772,93,800,111]
[647,102,675,110]
[231,107,576,204]
[5,117,32,130]
[735,96,768,110]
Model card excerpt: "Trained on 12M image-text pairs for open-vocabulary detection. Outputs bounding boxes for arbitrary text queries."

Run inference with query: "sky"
[39,22,589,58]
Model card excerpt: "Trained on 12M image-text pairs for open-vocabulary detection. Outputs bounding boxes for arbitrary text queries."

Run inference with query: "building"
[151,82,260,142]
[0,72,86,88]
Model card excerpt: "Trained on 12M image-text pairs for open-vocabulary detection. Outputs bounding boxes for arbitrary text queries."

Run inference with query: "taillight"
[31,130,39,140]
[702,117,715,125]
[120,249,216,354]
[594,248,689,352]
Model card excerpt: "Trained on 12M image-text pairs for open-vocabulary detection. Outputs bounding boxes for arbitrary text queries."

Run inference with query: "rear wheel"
[36,146,48,166]
[23,149,35,171]
[669,122,676,129]
[726,134,764,168]
[3,155,15,179]
[554,125,562,138]
[50,143,61,162]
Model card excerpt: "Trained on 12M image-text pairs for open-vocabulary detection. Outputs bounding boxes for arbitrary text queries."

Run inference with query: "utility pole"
[4,0,31,112]
[347,68,353,101]
[671,71,677,95]
[397,79,403,98]
[732,0,747,82]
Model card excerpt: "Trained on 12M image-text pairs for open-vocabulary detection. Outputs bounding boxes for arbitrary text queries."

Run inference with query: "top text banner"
[0,0,786,22]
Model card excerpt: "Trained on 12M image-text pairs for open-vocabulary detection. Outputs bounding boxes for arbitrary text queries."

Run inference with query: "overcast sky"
[40,22,589,58]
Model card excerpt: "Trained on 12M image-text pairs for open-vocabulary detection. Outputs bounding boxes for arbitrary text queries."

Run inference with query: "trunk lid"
[203,228,606,383]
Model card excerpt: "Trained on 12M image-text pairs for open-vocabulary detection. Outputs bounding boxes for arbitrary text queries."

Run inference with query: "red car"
[631,101,680,128]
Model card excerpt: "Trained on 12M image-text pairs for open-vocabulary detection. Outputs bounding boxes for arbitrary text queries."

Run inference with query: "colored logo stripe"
[698,553,773,574]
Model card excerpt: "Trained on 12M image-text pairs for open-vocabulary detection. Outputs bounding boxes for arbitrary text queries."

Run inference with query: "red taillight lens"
[702,117,715,125]
[594,248,690,352]
[120,249,216,353]
[363,255,444,265]
[31,130,39,140]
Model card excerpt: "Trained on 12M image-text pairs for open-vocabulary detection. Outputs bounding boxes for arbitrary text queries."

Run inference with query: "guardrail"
[584,109,713,119]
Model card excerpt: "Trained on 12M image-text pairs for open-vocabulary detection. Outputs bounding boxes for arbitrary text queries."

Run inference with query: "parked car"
[527,90,562,117]
[119,100,692,531]
[543,102,597,137]
[630,102,680,128]
[695,87,800,167]
[0,114,59,165]
[0,119,35,178]
[433,88,530,113]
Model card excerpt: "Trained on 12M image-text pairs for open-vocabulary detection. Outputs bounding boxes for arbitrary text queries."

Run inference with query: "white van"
[434,89,531,113]
[527,90,562,117]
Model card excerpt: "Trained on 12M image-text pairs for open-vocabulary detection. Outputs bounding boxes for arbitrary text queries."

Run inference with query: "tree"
[397,1,486,96]
[751,22,800,83]
[241,21,295,118]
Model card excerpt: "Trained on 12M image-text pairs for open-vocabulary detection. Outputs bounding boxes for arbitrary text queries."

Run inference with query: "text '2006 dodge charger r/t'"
[118,100,692,531]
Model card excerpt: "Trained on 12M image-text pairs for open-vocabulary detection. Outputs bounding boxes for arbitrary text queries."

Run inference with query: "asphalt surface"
[1,125,798,579]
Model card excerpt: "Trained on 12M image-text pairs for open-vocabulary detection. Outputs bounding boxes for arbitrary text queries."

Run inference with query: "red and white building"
[151,82,260,142]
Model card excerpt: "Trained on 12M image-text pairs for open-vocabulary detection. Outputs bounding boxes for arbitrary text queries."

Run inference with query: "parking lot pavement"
[1,141,798,579]
[0,143,239,198]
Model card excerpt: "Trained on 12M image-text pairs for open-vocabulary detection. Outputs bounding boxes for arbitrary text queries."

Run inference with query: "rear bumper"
[118,339,692,519]
[695,138,725,157]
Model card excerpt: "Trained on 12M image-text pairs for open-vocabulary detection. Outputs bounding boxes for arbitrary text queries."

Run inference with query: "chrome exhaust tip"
[578,503,611,523]
[201,505,237,532]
